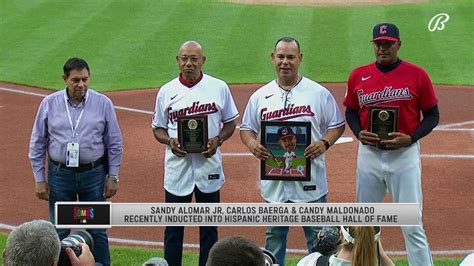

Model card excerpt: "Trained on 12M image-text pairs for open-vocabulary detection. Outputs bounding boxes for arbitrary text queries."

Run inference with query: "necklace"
[277,74,302,108]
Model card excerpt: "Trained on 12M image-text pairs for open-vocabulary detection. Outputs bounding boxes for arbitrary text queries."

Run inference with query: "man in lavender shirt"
[28,57,123,266]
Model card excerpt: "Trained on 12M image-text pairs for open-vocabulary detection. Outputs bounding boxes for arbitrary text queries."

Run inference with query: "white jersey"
[152,73,239,196]
[240,77,344,202]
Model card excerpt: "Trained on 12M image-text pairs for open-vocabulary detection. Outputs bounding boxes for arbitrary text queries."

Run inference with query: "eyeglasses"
[177,56,201,63]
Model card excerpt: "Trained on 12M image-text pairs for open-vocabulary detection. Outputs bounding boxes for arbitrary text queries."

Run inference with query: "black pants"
[164,186,220,266]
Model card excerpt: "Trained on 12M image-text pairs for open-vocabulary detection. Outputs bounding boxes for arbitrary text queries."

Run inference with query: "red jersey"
[343,61,438,135]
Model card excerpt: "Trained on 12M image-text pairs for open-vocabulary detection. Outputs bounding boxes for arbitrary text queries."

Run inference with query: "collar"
[179,72,203,88]
[276,74,303,92]
[65,88,88,106]
[375,59,402,73]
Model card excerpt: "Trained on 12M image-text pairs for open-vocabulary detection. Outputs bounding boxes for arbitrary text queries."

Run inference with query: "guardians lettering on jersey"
[260,104,314,121]
[168,101,218,123]
[357,86,412,106]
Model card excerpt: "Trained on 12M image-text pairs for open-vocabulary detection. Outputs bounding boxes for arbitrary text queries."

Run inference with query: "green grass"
[0,0,472,90]
[0,233,464,265]
[265,157,305,169]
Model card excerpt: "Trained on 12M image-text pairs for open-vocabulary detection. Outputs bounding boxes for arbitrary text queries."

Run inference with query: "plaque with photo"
[177,115,208,153]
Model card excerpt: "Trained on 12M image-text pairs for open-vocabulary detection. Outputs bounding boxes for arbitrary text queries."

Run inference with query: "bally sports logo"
[357,86,412,106]
[73,207,95,224]
[260,104,314,121]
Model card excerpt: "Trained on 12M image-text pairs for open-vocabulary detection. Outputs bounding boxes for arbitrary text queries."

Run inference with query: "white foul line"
[115,106,153,115]
[0,87,157,115]
[421,154,474,159]
[434,128,473,132]
[436,120,474,129]
[0,87,51,97]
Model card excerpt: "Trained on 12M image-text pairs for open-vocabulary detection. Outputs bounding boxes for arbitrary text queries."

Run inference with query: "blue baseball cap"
[372,23,400,42]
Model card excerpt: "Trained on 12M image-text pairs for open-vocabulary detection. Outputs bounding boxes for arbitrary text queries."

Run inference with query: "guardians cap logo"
[278,126,295,140]
[372,23,400,42]
[73,207,95,224]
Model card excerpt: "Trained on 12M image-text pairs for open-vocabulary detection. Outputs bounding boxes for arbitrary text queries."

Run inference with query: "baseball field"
[0,0,473,265]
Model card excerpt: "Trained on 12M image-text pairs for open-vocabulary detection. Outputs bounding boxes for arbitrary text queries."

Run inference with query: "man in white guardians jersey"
[151,40,239,266]
[240,37,345,266]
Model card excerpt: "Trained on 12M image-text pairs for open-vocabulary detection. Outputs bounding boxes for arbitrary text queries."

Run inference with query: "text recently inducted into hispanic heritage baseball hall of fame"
[90,203,420,227]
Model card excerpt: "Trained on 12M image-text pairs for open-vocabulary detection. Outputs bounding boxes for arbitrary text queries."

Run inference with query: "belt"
[376,144,388,150]
[376,143,413,150]
[49,157,104,172]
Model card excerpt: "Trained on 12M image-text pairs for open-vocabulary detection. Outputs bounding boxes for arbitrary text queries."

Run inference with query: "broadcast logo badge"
[55,202,111,229]
[73,207,94,223]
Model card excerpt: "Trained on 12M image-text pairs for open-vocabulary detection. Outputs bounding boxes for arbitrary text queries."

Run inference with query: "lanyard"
[64,89,87,142]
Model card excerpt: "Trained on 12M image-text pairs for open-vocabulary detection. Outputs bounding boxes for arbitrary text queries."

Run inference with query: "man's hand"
[104,178,119,199]
[169,138,187,157]
[65,243,95,266]
[35,181,49,201]
[379,132,412,149]
[201,137,220,158]
[304,140,327,160]
[358,130,380,146]
[248,139,269,160]
[240,130,268,160]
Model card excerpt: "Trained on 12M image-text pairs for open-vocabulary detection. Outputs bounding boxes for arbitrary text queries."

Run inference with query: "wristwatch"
[107,174,120,183]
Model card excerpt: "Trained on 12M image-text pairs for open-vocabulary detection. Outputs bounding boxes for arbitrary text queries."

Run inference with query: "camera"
[58,230,94,266]
[262,249,278,266]
[311,226,341,256]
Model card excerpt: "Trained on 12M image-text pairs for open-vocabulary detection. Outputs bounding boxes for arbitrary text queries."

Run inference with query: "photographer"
[3,220,95,266]
[298,226,394,266]
[64,243,96,266]
[206,236,265,266]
